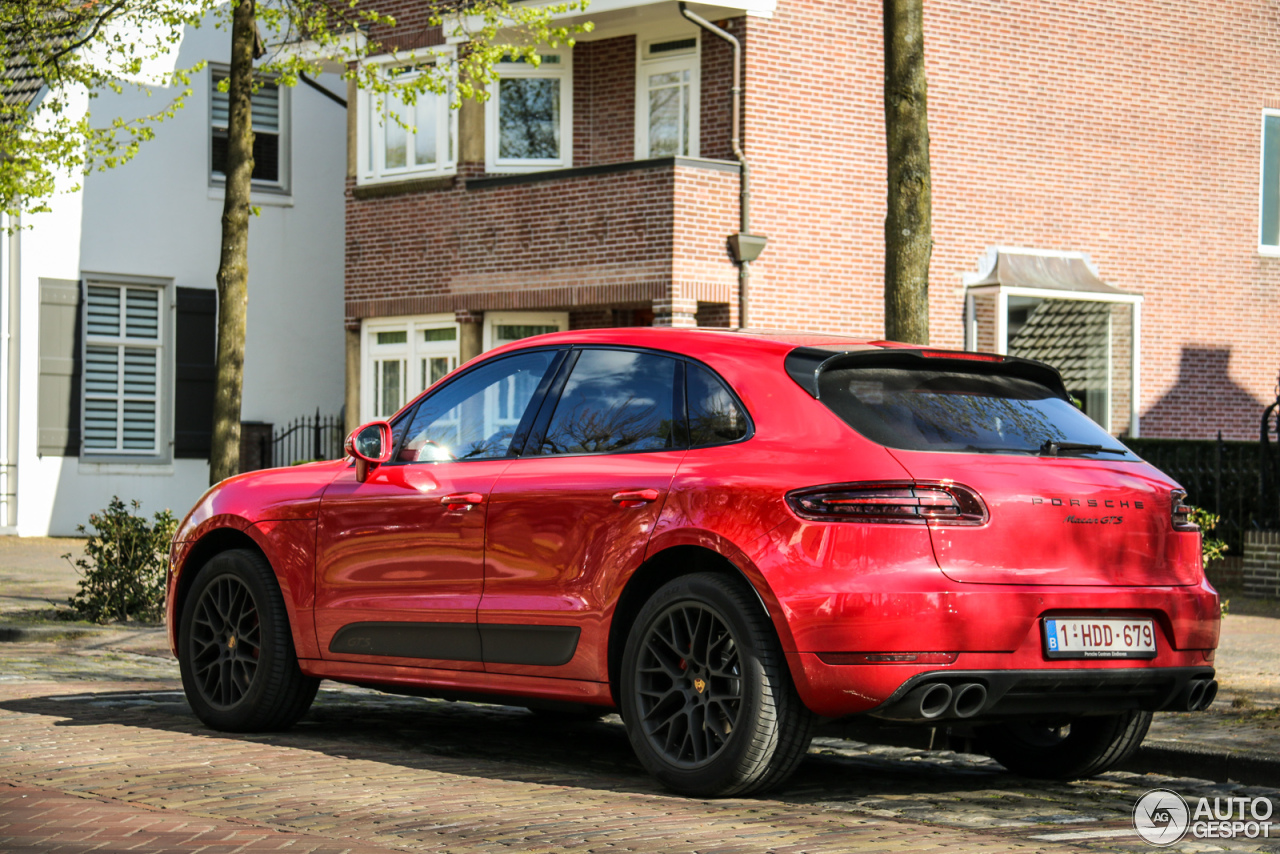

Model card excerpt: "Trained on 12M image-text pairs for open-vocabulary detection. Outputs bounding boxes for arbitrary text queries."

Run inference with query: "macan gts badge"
[167,328,1220,797]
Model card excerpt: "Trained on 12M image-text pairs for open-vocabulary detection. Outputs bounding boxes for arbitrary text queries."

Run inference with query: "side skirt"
[300,658,616,708]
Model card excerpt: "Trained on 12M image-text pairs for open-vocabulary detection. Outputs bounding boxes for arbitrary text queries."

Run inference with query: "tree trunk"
[883,0,932,345]
[209,0,256,485]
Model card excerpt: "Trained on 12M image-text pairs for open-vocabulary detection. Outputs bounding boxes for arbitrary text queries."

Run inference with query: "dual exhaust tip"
[883,675,1218,721]
[1180,678,1218,712]
[899,681,987,721]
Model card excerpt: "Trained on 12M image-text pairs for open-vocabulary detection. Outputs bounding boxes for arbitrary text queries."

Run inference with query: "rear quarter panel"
[649,341,925,653]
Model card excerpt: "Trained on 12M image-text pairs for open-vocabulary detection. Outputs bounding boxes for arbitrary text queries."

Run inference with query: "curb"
[1121,743,1280,788]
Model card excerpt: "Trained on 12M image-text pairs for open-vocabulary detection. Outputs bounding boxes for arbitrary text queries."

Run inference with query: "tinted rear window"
[818,366,1136,458]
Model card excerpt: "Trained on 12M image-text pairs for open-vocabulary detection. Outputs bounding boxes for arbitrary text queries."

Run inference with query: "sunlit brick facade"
[344,0,1279,440]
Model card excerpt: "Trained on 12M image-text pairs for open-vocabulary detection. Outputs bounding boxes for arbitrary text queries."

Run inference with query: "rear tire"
[620,572,813,797]
[977,710,1152,779]
[178,549,319,732]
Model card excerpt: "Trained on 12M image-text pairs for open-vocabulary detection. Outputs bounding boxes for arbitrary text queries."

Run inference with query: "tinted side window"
[399,350,557,462]
[687,363,749,446]
[536,349,679,455]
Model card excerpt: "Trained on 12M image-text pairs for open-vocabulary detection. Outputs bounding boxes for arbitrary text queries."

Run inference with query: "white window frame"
[482,311,569,351]
[357,48,459,186]
[635,34,700,160]
[209,64,291,194]
[484,52,574,174]
[80,275,172,460]
[1259,109,1280,254]
[361,314,462,421]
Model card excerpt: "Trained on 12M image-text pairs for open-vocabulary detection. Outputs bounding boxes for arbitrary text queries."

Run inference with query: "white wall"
[13,19,347,535]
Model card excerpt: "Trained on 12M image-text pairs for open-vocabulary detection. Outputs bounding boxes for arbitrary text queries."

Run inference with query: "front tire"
[620,573,813,797]
[178,549,319,732]
[977,710,1152,779]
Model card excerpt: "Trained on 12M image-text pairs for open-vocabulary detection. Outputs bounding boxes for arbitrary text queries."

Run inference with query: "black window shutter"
[36,279,82,456]
[174,287,217,458]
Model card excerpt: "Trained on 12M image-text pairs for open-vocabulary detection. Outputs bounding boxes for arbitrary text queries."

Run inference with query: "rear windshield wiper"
[1039,440,1128,457]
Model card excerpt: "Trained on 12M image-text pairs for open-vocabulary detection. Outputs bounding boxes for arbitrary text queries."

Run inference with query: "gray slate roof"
[1,48,45,113]
[1009,298,1112,393]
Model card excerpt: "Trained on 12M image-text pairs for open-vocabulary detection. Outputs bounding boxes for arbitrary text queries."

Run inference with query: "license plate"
[1042,617,1157,660]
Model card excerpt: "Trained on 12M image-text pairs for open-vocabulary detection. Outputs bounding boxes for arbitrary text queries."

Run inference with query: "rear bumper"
[867,666,1216,723]
[777,579,1220,719]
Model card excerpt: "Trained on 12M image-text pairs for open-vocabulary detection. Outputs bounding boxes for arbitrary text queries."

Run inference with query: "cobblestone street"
[2,539,1279,853]
[0,632,1277,854]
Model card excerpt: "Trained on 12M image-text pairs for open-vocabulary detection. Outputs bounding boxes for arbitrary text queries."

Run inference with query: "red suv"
[167,329,1220,797]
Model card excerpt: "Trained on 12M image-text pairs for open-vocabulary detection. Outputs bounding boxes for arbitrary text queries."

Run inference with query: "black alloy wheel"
[634,601,744,767]
[179,549,318,732]
[621,572,813,797]
[189,572,262,709]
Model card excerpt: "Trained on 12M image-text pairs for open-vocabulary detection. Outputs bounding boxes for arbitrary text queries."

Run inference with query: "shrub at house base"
[63,497,178,624]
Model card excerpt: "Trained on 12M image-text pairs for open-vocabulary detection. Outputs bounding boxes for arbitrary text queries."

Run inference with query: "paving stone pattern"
[2,540,1279,853]
[0,666,1278,854]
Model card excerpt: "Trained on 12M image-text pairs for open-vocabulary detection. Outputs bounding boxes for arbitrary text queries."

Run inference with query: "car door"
[479,348,688,681]
[314,349,563,670]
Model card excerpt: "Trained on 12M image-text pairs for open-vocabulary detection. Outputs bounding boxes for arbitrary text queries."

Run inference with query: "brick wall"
[698,18,742,162]
[574,37,636,167]
[344,162,739,321]
[738,0,1280,439]
[1243,530,1280,598]
[346,0,1278,440]
[358,1,444,51]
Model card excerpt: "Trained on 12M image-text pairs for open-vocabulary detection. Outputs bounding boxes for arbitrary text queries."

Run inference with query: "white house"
[0,19,347,536]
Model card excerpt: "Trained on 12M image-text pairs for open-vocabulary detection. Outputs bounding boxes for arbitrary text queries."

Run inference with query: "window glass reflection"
[819,367,1134,458]
[537,350,678,455]
[399,351,557,462]
[499,77,561,160]
[648,69,690,157]
[687,364,748,446]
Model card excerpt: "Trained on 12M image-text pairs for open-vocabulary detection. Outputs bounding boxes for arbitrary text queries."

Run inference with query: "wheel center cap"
[227,635,237,651]
[693,677,706,694]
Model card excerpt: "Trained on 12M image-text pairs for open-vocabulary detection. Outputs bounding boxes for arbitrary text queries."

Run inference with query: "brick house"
[341,0,1279,442]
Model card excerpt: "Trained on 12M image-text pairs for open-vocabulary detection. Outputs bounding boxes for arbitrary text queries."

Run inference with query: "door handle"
[611,488,660,508]
[441,493,484,511]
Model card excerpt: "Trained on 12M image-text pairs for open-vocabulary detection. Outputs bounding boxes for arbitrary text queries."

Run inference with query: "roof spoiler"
[783,346,1071,400]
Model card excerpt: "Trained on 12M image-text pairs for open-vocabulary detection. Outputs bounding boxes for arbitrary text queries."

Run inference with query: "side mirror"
[345,421,393,482]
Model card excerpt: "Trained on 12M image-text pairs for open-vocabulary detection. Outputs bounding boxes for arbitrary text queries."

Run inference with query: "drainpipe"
[679,3,766,328]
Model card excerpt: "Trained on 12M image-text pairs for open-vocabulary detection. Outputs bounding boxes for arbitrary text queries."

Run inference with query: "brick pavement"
[0,666,1278,854]
[0,681,1068,854]
[3,542,1280,853]
[0,783,405,853]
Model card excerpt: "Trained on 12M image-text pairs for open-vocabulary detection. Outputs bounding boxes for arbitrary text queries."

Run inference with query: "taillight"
[1171,489,1198,532]
[786,481,988,526]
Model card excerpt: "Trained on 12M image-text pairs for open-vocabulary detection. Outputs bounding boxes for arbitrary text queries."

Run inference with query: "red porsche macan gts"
[167,328,1220,797]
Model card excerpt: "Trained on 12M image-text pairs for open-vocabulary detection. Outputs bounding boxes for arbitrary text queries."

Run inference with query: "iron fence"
[264,409,344,468]
[1127,435,1266,555]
